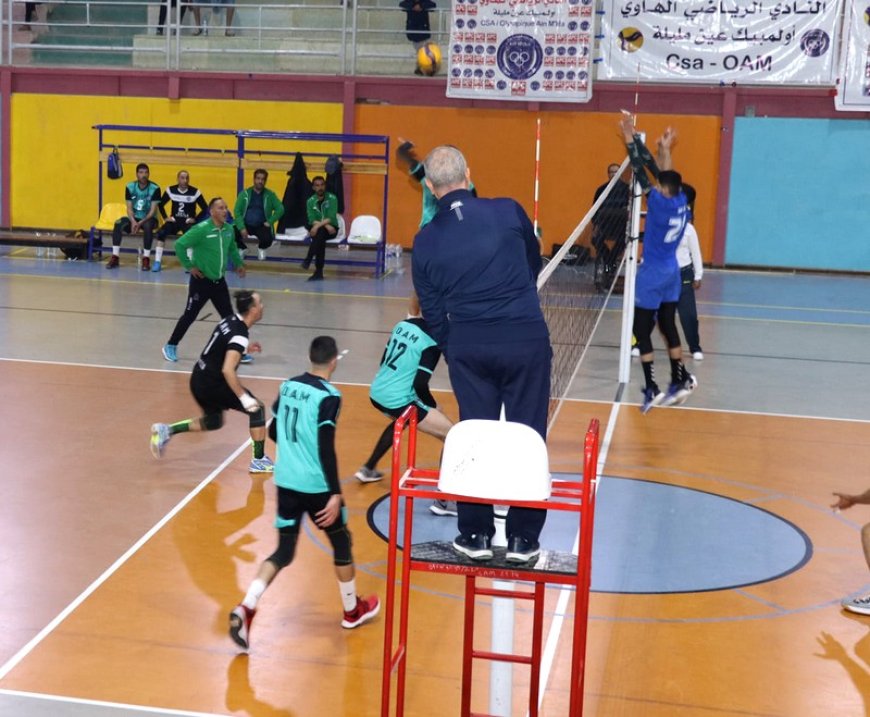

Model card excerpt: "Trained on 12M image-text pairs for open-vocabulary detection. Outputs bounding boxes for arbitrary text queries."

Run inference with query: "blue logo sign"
[800,29,829,57]
[496,34,543,80]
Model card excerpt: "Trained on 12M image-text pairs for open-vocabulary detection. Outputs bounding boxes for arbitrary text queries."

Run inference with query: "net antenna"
[537,154,636,431]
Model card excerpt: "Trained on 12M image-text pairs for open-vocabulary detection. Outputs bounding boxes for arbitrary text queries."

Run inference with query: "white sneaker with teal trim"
[150,423,171,458]
[249,456,275,474]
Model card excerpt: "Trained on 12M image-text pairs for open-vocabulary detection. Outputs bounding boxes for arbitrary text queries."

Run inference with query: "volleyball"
[416,42,442,76]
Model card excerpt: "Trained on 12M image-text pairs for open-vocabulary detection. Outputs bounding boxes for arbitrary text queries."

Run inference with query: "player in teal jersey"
[229,337,379,650]
[354,296,454,511]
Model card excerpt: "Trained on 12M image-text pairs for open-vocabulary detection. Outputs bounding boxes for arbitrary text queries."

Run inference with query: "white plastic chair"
[438,419,551,502]
[274,226,308,243]
[347,215,382,245]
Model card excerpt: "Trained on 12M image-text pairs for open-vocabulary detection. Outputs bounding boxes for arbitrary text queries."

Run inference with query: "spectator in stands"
[152,170,208,272]
[157,0,186,35]
[21,2,38,31]
[191,0,236,36]
[234,169,285,261]
[400,0,436,74]
[106,163,161,271]
[302,176,339,282]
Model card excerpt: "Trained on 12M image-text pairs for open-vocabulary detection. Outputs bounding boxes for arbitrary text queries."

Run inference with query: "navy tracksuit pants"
[447,335,552,543]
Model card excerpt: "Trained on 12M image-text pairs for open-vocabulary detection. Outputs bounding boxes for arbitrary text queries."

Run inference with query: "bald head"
[423,145,469,198]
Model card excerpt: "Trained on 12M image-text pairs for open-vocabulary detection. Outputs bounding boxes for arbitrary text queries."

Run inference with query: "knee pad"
[326,523,353,566]
[248,403,266,428]
[268,529,299,570]
[202,412,224,431]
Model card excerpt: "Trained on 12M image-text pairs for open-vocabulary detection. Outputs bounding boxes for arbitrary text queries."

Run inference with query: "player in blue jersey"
[354,295,454,489]
[620,114,697,413]
[229,336,379,650]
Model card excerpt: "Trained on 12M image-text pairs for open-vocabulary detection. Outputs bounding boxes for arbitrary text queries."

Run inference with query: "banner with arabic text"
[600,0,842,85]
[446,0,594,103]
[835,0,870,109]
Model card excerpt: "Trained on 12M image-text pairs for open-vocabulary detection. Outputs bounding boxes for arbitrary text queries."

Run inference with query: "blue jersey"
[642,189,689,270]
[272,373,341,494]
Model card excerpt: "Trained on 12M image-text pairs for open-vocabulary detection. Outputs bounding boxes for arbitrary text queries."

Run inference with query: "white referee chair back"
[438,419,551,501]
[325,213,347,244]
[347,215,382,245]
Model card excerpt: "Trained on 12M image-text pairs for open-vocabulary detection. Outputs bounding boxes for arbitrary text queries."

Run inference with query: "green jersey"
[370,318,440,409]
[174,219,244,281]
[125,181,161,220]
[272,373,342,494]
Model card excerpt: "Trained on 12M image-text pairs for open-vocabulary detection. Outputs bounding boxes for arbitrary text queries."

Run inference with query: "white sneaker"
[692,351,704,360]
[631,347,640,357]
[257,249,267,261]
[842,595,870,615]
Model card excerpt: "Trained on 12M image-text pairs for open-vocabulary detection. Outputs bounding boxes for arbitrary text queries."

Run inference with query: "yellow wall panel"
[10,95,343,229]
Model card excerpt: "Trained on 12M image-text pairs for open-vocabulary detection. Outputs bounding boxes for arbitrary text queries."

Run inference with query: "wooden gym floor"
[0,249,869,716]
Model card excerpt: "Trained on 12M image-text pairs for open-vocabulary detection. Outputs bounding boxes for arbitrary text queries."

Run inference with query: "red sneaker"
[341,595,380,629]
[229,604,256,650]
[105,255,119,269]
[141,256,151,271]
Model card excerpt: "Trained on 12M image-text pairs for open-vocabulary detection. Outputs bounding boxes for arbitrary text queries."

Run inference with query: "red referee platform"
[381,407,600,717]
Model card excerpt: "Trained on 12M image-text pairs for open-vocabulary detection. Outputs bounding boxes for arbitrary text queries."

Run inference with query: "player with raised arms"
[619,113,697,412]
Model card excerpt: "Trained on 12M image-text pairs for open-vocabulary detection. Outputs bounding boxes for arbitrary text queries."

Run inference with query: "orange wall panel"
[354,105,720,261]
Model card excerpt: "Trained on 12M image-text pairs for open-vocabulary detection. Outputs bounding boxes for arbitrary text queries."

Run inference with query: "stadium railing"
[0,0,453,74]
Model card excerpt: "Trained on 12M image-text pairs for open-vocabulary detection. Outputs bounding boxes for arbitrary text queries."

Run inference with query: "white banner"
[835,0,870,109]
[600,0,842,85]
[445,0,594,103]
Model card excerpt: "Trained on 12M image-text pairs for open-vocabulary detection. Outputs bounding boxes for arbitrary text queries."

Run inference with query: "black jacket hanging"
[279,152,312,231]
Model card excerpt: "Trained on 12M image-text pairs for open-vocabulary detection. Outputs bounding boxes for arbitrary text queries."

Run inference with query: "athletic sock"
[669,358,686,384]
[169,419,193,435]
[155,246,164,262]
[338,579,357,612]
[143,249,151,258]
[252,440,265,460]
[242,578,268,610]
[112,246,121,256]
[641,360,655,389]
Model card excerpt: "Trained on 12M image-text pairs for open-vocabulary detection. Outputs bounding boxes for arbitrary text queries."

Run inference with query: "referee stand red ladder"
[381,407,600,717]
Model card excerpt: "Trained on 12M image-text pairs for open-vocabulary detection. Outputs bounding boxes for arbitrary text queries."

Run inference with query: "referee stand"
[380,407,600,717]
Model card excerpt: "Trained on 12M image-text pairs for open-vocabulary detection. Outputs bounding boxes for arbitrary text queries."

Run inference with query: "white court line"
[0,689,225,717]
[0,440,251,682]
[531,399,621,717]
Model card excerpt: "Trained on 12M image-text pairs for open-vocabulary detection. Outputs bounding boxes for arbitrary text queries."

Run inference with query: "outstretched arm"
[620,114,653,194]
[831,489,870,511]
[655,126,677,171]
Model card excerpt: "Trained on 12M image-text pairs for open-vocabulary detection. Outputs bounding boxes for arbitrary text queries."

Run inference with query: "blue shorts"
[635,264,681,309]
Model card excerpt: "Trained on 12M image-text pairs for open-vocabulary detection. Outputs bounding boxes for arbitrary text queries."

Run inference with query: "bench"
[0,228,95,260]
[272,215,386,276]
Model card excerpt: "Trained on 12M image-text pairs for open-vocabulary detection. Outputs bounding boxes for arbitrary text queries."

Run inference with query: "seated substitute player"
[301,175,339,282]
[619,114,697,413]
[229,336,380,650]
[106,162,161,271]
[354,295,453,489]
[152,170,208,273]
[150,289,274,474]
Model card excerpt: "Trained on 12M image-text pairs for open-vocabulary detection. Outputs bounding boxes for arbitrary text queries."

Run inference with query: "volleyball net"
[538,156,634,430]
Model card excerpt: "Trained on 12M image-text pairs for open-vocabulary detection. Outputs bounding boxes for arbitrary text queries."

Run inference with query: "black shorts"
[276,486,347,531]
[370,397,430,422]
[190,369,253,415]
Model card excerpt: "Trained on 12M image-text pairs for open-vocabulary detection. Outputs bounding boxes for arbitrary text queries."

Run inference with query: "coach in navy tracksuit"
[412,145,552,565]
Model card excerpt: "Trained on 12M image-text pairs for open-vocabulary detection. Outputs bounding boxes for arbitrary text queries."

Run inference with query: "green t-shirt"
[273,373,342,494]
[370,319,438,409]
